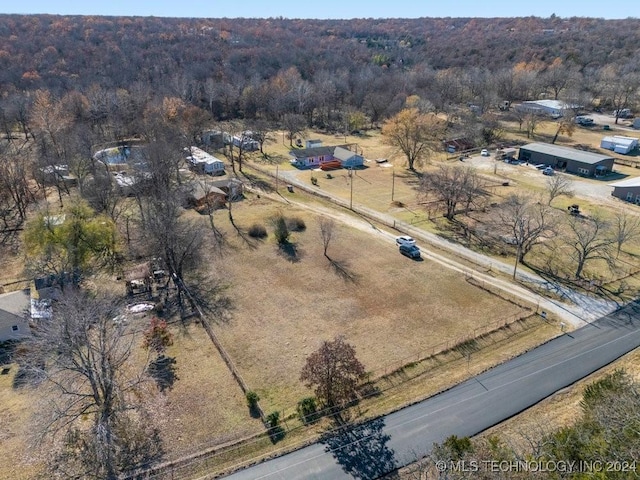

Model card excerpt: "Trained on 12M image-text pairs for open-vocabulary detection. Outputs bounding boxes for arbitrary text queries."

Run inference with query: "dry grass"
[0,362,43,480]
[207,196,529,414]
[2,121,635,479]
[148,322,264,461]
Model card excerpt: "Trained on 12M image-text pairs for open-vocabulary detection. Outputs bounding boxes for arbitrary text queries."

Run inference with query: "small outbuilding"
[609,177,640,204]
[517,143,614,177]
[334,146,364,168]
[600,136,638,155]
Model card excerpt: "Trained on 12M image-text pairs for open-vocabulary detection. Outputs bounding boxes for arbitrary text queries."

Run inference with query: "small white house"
[186,147,226,175]
[601,136,639,155]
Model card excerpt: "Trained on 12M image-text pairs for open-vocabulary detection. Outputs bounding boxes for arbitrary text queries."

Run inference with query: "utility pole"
[349,167,354,210]
[391,167,395,202]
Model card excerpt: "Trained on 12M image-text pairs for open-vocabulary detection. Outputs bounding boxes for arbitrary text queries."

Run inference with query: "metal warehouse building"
[517,143,615,177]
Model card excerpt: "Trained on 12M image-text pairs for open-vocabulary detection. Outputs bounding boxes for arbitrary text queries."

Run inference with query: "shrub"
[287,216,306,232]
[246,390,260,409]
[248,223,268,239]
[310,175,318,186]
[271,214,289,245]
[297,396,318,424]
[266,411,280,429]
[266,411,285,442]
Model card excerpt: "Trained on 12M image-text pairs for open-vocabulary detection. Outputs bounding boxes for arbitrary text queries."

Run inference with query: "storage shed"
[609,177,640,204]
[600,136,638,155]
[334,146,364,168]
[0,290,30,342]
[518,143,614,177]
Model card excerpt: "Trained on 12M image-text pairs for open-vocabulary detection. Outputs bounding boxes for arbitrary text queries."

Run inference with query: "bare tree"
[546,173,574,206]
[282,113,307,147]
[497,194,555,278]
[524,112,542,139]
[421,165,484,220]
[141,191,205,310]
[565,215,615,279]
[612,210,640,258]
[0,145,37,243]
[319,217,336,258]
[23,290,161,479]
[300,336,365,413]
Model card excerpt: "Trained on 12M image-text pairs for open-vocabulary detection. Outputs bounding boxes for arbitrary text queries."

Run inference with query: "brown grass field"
[208,197,528,413]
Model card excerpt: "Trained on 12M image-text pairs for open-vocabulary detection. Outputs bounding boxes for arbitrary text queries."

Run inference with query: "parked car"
[396,235,416,247]
[399,244,421,259]
[481,149,489,156]
[542,166,554,176]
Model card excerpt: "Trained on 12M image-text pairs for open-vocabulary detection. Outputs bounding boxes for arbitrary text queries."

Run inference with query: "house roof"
[609,177,640,188]
[289,145,340,159]
[333,146,360,161]
[0,290,30,317]
[519,143,614,165]
[522,99,578,110]
[0,290,29,328]
[602,136,638,147]
[188,183,226,200]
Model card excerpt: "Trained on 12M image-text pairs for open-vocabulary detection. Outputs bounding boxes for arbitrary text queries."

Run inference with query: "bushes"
[246,390,260,417]
[266,411,285,442]
[297,396,319,424]
[271,214,290,245]
[286,216,306,232]
[248,223,267,239]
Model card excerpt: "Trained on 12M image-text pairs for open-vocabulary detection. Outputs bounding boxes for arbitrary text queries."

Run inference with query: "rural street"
[223,301,640,480]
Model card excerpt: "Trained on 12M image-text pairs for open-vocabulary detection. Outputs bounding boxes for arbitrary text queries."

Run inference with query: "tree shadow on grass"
[240,171,275,193]
[321,417,397,480]
[148,355,178,392]
[326,256,360,284]
[278,241,301,263]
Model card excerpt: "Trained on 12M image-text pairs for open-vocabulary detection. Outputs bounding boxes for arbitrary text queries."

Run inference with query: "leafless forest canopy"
[0,15,639,122]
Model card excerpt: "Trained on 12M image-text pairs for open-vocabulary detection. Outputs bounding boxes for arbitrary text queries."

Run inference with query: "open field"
[206,196,530,414]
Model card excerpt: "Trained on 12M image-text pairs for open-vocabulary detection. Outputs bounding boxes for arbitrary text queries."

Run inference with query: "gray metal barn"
[517,143,614,177]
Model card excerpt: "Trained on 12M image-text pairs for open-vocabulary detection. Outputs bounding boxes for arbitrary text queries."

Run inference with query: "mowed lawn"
[210,197,527,413]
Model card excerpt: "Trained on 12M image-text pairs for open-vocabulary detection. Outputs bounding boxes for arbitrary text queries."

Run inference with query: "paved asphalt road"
[224,302,640,480]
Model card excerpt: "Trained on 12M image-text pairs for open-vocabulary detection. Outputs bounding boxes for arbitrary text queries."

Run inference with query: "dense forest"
[0,15,639,124]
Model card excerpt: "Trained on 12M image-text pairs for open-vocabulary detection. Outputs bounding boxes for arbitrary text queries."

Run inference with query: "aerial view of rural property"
[1,1,640,479]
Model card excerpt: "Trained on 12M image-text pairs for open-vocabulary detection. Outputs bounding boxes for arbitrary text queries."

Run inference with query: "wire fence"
[129,165,545,479]
[131,307,544,480]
